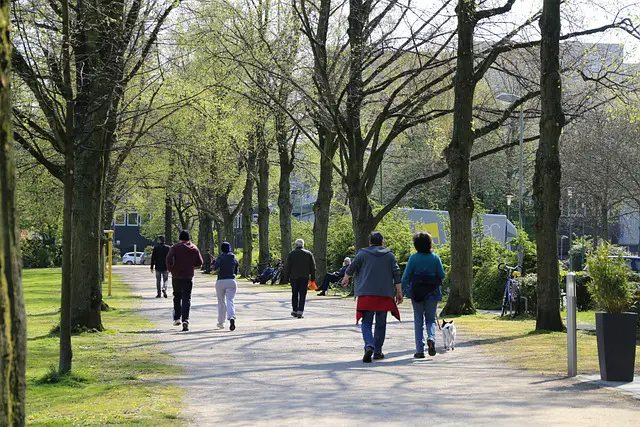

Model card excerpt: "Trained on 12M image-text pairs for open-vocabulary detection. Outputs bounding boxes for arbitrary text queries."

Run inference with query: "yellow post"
[105,230,113,296]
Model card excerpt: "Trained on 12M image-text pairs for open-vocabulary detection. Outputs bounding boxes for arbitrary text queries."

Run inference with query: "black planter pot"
[595,312,638,382]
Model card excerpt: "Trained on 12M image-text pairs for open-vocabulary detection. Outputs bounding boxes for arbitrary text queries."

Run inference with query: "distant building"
[112,211,154,254]
[400,209,518,246]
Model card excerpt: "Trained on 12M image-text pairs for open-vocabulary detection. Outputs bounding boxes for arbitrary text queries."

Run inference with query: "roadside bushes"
[22,236,62,268]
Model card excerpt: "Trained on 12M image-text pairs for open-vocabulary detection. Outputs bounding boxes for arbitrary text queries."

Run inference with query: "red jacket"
[166,241,203,279]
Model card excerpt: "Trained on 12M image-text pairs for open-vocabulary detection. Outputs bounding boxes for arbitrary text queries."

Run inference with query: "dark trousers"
[320,272,341,291]
[172,278,193,324]
[291,278,309,313]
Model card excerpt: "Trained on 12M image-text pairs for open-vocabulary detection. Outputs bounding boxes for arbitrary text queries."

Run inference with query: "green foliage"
[21,236,61,268]
[327,214,355,271]
[269,212,314,261]
[586,244,633,314]
[569,235,592,271]
[473,266,506,310]
[376,209,413,265]
[507,228,537,274]
[519,273,538,313]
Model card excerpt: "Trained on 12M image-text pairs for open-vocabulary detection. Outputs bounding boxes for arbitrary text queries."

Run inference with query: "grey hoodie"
[346,246,401,298]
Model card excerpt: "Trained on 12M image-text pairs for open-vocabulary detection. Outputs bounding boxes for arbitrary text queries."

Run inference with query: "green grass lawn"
[24,269,184,426]
[443,312,640,376]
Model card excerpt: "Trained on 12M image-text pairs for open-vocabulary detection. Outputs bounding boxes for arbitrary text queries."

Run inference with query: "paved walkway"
[117,266,639,426]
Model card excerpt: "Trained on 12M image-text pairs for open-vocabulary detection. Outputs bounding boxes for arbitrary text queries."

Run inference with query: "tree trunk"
[69,153,104,331]
[349,186,375,251]
[257,144,270,265]
[441,0,477,315]
[1,10,27,419]
[312,128,336,279]
[197,212,214,255]
[164,195,173,244]
[59,156,73,374]
[534,0,565,332]
[277,113,295,264]
[600,203,609,241]
[242,153,256,274]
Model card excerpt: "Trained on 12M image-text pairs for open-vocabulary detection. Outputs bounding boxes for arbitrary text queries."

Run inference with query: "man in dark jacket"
[166,230,203,331]
[150,236,171,298]
[282,238,316,318]
[342,232,402,363]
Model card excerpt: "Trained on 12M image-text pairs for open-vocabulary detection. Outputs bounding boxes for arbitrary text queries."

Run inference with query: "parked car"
[122,252,145,265]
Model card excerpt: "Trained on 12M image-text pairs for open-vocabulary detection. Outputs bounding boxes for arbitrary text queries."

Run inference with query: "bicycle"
[498,263,521,318]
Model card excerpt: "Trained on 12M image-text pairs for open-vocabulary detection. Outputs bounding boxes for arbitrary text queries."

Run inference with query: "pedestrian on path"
[203,249,213,274]
[317,257,351,296]
[150,236,171,298]
[213,242,239,331]
[342,231,402,363]
[282,239,316,318]
[166,230,203,331]
[402,232,445,358]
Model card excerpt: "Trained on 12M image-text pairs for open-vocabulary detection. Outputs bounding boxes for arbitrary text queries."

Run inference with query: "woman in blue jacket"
[213,242,239,331]
[401,232,446,358]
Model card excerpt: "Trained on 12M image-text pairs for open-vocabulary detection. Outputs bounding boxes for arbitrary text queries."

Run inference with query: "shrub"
[472,266,505,310]
[586,244,632,314]
[519,273,538,313]
[21,236,62,268]
[327,214,355,271]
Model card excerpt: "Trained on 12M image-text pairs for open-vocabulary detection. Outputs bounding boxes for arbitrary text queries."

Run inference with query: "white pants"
[216,279,237,324]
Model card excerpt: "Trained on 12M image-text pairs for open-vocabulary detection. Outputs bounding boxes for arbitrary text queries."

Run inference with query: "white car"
[122,252,145,265]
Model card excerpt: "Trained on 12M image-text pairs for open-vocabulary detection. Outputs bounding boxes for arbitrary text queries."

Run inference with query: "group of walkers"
[149,228,446,362]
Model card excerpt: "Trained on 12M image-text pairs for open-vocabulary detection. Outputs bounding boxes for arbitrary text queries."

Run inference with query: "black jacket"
[282,248,316,283]
[150,244,171,271]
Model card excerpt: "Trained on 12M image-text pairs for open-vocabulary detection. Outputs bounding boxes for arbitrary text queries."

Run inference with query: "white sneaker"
[173,320,181,326]
[217,323,224,329]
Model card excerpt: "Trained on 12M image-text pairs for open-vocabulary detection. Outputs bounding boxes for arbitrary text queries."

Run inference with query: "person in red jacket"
[166,230,203,331]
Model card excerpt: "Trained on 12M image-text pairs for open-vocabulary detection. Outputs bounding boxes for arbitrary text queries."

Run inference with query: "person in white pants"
[213,242,239,331]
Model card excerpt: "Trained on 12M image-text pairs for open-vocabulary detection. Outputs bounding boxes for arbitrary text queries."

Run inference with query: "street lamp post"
[506,194,513,220]
[560,235,568,261]
[497,93,524,268]
[568,187,573,271]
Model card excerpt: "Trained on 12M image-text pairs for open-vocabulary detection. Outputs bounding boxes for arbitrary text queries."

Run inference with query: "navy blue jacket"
[214,252,239,280]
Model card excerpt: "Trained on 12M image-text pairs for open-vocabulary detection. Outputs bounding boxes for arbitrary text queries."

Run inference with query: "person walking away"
[282,239,316,318]
[203,249,213,274]
[213,242,239,331]
[166,230,203,331]
[402,232,445,358]
[317,257,351,296]
[342,232,402,363]
[150,236,171,298]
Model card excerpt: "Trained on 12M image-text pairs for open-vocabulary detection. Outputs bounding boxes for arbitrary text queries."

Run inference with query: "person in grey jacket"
[342,231,402,363]
[213,242,239,331]
[282,239,316,318]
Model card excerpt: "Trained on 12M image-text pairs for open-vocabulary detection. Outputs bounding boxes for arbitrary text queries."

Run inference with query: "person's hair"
[179,230,191,241]
[295,239,304,248]
[158,236,165,244]
[413,232,433,254]
[370,232,384,246]
[221,242,231,253]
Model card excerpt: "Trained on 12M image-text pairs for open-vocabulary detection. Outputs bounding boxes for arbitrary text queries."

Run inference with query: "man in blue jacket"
[317,257,351,296]
[342,232,402,363]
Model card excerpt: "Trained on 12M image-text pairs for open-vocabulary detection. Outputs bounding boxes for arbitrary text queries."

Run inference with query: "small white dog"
[441,319,456,351]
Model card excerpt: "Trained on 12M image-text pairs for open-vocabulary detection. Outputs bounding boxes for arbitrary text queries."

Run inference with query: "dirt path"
[117,266,638,426]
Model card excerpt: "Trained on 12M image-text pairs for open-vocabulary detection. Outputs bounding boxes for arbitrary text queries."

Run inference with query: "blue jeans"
[412,299,438,353]
[360,311,387,353]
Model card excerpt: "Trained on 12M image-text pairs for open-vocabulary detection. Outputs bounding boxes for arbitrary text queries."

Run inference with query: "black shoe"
[414,352,425,359]
[363,347,374,363]
[317,291,326,296]
[291,311,297,317]
[155,294,161,298]
[373,353,385,360]
[229,318,236,331]
[182,322,189,331]
[427,340,436,356]
[296,312,304,318]
[162,290,167,298]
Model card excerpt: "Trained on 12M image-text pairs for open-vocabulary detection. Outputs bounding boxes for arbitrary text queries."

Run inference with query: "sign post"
[566,272,577,377]
[105,230,113,296]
